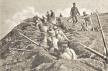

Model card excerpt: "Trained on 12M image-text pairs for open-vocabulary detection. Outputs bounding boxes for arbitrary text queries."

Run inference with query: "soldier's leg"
[82,23,85,31]
[72,17,75,24]
[75,16,78,23]
[67,16,72,22]
[85,21,88,28]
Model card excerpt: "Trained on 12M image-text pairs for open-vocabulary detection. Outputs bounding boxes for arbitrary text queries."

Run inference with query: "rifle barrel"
[95,12,108,57]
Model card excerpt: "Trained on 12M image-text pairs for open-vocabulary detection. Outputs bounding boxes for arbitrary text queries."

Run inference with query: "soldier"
[53,26,68,41]
[59,13,63,17]
[50,10,55,19]
[41,20,49,48]
[47,26,59,56]
[81,23,87,31]
[60,42,77,60]
[46,11,50,22]
[40,16,46,24]
[82,11,92,27]
[47,26,56,48]
[36,17,48,48]
[82,11,93,31]
[68,3,80,24]
[57,17,66,31]
[33,15,39,26]
[49,10,57,25]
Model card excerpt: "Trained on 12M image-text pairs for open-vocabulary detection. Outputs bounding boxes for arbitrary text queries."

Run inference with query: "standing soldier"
[33,15,39,26]
[46,11,50,22]
[82,12,92,27]
[50,10,55,19]
[68,3,80,24]
[40,16,46,24]
[50,10,56,25]
[82,11,93,31]
[59,13,63,17]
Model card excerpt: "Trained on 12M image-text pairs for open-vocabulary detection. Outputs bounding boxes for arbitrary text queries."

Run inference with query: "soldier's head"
[62,43,69,52]
[73,3,76,7]
[46,11,49,15]
[49,26,53,30]
[42,16,45,19]
[83,11,88,16]
[50,10,53,12]
[83,11,86,15]
[53,25,58,30]
[33,15,38,19]
[60,13,63,17]
[59,41,68,47]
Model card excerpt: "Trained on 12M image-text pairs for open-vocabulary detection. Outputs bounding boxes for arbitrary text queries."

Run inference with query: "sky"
[0,0,108,40]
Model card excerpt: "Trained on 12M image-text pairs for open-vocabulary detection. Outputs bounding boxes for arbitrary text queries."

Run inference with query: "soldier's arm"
[70,8,72,16]
[59,30,69,41]
[82,15,90,18]
[76,7,80,15]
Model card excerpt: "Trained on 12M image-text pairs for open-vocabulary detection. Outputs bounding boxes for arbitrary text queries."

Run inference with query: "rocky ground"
[0,13,108,71]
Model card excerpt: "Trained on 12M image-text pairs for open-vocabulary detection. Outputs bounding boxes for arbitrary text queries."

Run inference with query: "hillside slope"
[0,13,108,71]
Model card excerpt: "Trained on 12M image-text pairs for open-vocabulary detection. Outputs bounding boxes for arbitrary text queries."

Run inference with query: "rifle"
[95,11,108,62]
[15,29,48,51]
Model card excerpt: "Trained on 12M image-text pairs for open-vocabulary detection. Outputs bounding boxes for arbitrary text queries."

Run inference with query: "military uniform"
[70,7,80,23]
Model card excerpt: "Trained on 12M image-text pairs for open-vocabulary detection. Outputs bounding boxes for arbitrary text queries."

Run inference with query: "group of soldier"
[32,3,94,60]
[32,8,78,60]
[68,3,93,31]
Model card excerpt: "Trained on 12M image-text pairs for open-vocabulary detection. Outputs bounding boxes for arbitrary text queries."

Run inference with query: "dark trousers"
[72,16,78,24]
[67,16,78,24]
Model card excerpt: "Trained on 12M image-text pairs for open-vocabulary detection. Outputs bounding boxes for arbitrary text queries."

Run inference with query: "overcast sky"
[0,0,108,39]
[1,0,108,22]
